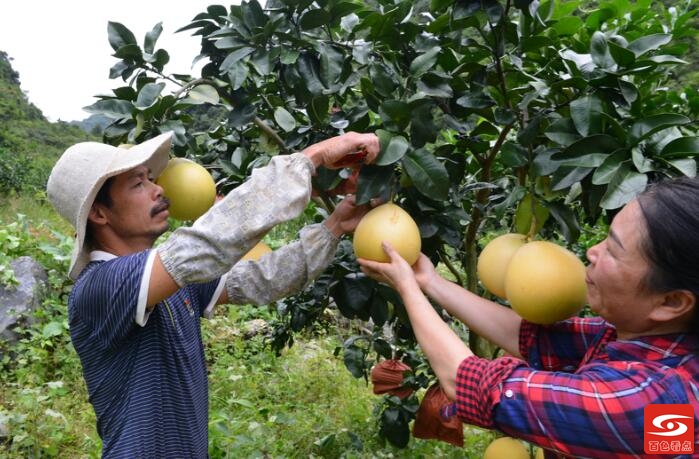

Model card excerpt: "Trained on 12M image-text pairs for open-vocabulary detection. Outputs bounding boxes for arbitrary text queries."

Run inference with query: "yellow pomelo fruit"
[156,158,216,221]
[477,233,527,299]
[534,447,545,459]
[505,240,587,324]
[483,437,530,459]
[353,203,421,265]
[242,242,273,261]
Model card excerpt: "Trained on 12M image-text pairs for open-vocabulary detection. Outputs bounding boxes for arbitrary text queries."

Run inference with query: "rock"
[242,319,270,338]
[0,256,48,343]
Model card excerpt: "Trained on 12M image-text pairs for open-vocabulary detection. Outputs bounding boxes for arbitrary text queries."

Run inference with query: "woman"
[358,176,699,458]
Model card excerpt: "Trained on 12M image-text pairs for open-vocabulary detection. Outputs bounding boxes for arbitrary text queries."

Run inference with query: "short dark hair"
[637,176,699,331]
[85,177,115,248]
[93,176,115,208]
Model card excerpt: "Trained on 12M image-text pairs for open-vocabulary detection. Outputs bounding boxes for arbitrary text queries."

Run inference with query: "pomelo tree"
[87,0,699,448]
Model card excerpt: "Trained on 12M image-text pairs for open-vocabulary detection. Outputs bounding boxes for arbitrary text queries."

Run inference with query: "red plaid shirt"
[454,317,699,458]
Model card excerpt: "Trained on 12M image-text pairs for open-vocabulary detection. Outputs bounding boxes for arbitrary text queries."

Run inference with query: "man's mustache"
[151,197,171,217]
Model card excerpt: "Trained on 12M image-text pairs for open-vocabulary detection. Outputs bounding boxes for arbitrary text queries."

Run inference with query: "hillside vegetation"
[0,51,97,195]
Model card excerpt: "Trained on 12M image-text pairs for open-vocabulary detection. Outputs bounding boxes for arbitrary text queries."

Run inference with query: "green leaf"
[149,49,169,72]
[144,22,163,55]
[83,99,133,118]
[660,137,699,159]
[281,48,300,65]
[319,43,344,87]
[107,22,137,51]
[570,95,604,137]
[342,344,367,378]
[376,135,409,166]
[410,101,438,147]
[608,41,635,67]
[552,16,584,36]
[250,49,272,76]
[134,83,165,110]
[227,62,250,90]
[379,100,411,132]
[42,321,64,338]
[664,158,697,176]
[553,134,621,161]
[113,44,143,60]
[545,118,582,146]
[500,141,528,167]
[592,150,629,185]
[409,46,441,77]
[300,9,331,30]
[629,114,691,146]
[600,170,647,209]
[369,295,389,327]
[380,407,411,448]
[227,103,257,128]
[182,85,219,105]
[402,149,449,200]
[517,114,542,147]
[297,54,324,96]
[618,80,638,105]
[590,31,615,69]
[631,146,654,174]
[274,107,296,132]
[332,273,374,320]
[627,33,672,57]
[308,96,329,125]
[455,91,495,110]
[417,74,453,98]
[546,201,580,243]
[220,47,255,72]
[356,165,393,206]
[551,166,592,191]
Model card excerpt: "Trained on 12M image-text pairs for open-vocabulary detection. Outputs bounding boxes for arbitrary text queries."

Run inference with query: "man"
[46,131,379,458]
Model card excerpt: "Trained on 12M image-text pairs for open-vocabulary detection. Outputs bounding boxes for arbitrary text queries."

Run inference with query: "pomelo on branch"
[505,240,587,324]
[156,158,216,221]
[242,241,272,261]
[483,436,530,459]
[352,203,421,265]
[477,233,527,299]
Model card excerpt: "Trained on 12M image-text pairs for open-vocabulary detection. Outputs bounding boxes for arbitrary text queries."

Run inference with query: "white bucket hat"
[47,132,173,280]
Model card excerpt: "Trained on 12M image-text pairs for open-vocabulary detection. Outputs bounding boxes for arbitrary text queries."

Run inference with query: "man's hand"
[323,195,371,238]
[302,132,379,170]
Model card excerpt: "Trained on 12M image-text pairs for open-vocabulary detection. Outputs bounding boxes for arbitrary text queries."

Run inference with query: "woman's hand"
[412,254,440,292]
[358,241,420,294]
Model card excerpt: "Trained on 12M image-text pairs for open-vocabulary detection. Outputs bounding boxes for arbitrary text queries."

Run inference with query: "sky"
[0,1,227,122]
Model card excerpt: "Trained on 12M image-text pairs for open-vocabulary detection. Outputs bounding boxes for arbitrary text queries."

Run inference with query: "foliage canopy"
[85,0,699,447]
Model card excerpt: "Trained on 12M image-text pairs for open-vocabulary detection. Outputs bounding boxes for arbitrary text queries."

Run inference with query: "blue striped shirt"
[69,250,220,458]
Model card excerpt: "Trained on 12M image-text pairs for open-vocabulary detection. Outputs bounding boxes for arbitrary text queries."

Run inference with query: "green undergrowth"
[0,201,501,458]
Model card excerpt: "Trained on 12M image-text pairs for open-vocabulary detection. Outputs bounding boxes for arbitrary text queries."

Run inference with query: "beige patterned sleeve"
[224,223,339,305]
[157,153,315,286]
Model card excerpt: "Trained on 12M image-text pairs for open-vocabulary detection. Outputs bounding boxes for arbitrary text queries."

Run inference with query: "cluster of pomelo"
[477,233,587,324]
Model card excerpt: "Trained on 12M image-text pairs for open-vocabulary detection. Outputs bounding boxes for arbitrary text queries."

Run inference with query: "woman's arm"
[417,267,523,358]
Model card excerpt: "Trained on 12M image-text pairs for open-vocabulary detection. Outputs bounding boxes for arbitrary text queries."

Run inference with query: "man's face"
[94,165,170,248]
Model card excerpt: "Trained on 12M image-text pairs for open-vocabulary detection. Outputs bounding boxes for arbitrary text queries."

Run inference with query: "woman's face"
[585,199,663,333]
